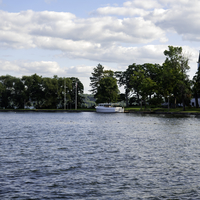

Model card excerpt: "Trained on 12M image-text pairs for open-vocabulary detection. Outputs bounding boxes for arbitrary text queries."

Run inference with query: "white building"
[191,98,200,107]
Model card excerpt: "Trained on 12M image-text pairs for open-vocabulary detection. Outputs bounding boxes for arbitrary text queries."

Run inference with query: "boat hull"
[95,106,124,113]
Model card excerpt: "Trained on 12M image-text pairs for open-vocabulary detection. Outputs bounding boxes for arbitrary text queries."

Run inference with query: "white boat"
[95,103,124,113]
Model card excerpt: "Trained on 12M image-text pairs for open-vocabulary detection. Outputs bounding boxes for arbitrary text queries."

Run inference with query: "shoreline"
[0,109,95,112]
[1,109,200,115]
[125,110,200,115]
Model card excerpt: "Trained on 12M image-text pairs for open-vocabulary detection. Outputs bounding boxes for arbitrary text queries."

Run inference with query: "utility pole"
[197,50,200,69]
[168,95,169,112]
[64,78,66,110]
[75,82,77,110]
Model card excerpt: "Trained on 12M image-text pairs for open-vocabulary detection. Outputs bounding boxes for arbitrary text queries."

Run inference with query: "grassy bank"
[1,107,200,114]
[124,106,200,113]
[0,108,96,112]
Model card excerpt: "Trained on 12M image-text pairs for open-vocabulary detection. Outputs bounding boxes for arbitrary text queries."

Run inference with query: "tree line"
[90,46,200,110]
[1,46,200,110]
[0,74,84,109]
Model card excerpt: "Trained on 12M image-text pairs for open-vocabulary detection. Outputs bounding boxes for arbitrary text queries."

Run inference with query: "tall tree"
[69,77,84,108]
[22,74,44,109]
[129,65,157,108]
[0,75,16,108]
[162,46,191,110]
[142,63,161,106]
[90,64,104,95]
[0,82,4,95]
[95,76,119,104]
[12,77,25,109]
[56,77,72,109]
[90,64,120,104]
[115,63,139,107]
[41,77,59,109]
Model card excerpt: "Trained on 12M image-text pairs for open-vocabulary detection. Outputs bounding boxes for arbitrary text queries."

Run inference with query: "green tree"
[90,64,120,104]
[0,74,84,109]
[22,74,44,109]
[115,63,139,107]
[0,75,26,109]
[162,46,191,110]
[129,65,157,108]
[56,77,72,109]
[69,77,84,109]
[141,63,161,106]
[95,76,119,104]
[41,77,59,109]
[90,64,104,95]
[104,70,114,77]
[128,64,146,106]
[12,77,25,109]
[0,82,4,96]
[0,75,12,108]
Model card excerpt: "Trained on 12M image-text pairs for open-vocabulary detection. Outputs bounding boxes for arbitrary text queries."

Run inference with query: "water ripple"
[0,112,200,199]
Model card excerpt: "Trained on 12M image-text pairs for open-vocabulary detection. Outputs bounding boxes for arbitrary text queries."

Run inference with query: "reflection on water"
[0,112,200,199]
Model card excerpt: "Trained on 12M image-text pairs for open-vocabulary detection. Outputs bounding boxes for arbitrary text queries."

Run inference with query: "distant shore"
[1,109,200,115]
[125,110,200,115]
[0,109,95,112]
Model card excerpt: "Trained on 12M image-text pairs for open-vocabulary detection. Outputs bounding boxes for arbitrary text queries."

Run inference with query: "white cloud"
[93,7,148,17]
[124,0,162,9]
[23,61,64,75]
[0,10,166,49]
[92,0,200,44]
[94,0,162,16]
[0,9,168,65]
[0,60,21,72]
[1,0,200,93]
[0,45,167,76]
[144,0,200,42]
[66,65,94,77]
[0,59,94,92]
[0,10,169,73]
[0,60,64,76]
[0,59,97,79]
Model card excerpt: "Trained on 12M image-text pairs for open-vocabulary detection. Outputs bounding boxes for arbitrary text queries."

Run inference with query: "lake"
[0,112,200,199]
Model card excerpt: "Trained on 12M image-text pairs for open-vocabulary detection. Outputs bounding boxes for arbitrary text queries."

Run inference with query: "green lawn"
[1,107,200,113]
[124,106,200,113]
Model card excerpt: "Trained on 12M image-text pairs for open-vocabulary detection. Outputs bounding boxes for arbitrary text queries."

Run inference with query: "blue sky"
[0,0,200,93]
[1,0,124,16]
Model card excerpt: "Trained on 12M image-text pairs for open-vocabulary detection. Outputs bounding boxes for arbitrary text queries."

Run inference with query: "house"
[191,98,200,107]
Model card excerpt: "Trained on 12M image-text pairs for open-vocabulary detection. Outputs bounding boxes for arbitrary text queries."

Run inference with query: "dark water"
[0,112,200,199]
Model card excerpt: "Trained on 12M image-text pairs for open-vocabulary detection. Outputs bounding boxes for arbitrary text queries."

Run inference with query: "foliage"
[69,77,84,109]
[95,77,119,104]
[114,46,192,110]
[115,64,137,106]
[90,63,104,95]
[0,46,196,110]
[90,63,120,103]
[81,94,96,108]
[161,46,191,110]
[0,74,84,109]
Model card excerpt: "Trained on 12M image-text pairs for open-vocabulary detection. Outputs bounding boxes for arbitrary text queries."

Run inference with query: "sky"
[1,0,200,93]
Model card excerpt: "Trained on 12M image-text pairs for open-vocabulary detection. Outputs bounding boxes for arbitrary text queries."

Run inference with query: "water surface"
[0,112,200,199]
